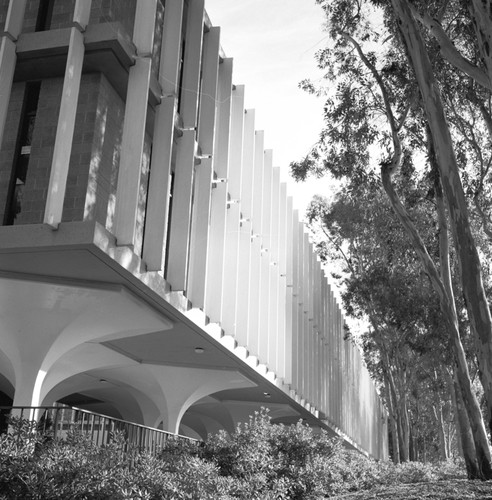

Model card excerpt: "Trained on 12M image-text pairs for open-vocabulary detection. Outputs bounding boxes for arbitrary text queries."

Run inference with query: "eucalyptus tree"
[294,0,492,477]
[307,181,457,464]
[388,2,492,448]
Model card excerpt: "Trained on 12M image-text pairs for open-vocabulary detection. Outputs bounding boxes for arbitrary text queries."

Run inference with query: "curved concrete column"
[42,357,169,426]
[40,286,172,372]
[183,395,235,435]
[178,423,202,440]
[181,411,225,440]
[148,365,255,434]
[40,343,137,404]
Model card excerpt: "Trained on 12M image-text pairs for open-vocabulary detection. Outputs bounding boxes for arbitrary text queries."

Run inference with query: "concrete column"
[143,0,184,271]
[268,167,281,375]
[180,0,205,128]
[235,110,255,348]
[259,149,272,364]
[301,230,310,401]
[221,86,245,336]
[205,58,233,322]
[283,193,293,385]
[291,209,300,390]
[44,0,92,228]
[0,0,27,151]
[312,256,319,406]
[113,0,156,244]
[188,27,221,307]
[296,221,305,398]
[336,297,342,426]
[325,282,332,418]
[321,274,328,414]
[148,365,253,434]
[166,129,196,290]
[331,289,336,424]
[247,131,264,358]
[164,0,205,290]
[314,259,322,406]
[308,239,315,404]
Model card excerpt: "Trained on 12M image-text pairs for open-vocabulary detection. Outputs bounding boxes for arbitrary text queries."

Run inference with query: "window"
[35,0,55,32]
[4,82,41,225]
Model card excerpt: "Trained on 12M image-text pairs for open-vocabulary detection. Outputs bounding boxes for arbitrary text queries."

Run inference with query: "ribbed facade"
[0,0,387,458]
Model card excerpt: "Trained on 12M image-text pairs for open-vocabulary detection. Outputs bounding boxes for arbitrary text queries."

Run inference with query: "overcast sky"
[204,0,334,214]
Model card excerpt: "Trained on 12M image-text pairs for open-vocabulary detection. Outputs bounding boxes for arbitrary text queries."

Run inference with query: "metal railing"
[0,404,197,456]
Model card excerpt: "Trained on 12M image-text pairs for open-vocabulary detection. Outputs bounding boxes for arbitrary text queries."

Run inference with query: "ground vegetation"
[0,411,481,499]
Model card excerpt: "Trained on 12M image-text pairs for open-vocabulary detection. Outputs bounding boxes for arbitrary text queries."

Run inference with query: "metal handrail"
[0,404,198,456]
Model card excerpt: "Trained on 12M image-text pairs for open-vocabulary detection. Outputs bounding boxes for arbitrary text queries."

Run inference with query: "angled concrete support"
[147,365,254,434]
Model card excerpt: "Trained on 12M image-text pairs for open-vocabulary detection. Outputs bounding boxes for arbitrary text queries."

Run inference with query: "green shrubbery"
[0,409,465,499]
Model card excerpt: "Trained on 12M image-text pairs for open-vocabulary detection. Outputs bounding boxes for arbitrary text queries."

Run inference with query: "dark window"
[177,1,188,115]
[164,172,175,278]
[35,0,55,32]
[4,82,41,225]
[177,40,186,115]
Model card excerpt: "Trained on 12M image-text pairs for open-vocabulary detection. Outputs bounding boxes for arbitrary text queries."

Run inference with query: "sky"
[204,0,334,215]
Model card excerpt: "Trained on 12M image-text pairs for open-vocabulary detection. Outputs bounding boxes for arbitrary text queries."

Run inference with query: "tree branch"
[408,2,492,91]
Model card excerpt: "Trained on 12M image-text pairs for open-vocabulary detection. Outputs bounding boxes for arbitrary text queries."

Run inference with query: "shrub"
[0,410,467,499]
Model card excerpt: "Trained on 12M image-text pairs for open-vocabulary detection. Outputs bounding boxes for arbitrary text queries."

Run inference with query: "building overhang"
[0,220,359,446]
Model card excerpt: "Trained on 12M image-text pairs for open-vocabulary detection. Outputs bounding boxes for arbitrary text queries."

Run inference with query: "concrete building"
[0,0,387,458]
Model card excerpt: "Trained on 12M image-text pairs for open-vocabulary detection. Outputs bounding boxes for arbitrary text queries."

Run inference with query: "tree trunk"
[450,370,482,479]
[433,404,449,461]
[409,424,417,462]
[392,0,492,441]
[385,379,401,464]
[398,386,410,462]
[432,369,449,461]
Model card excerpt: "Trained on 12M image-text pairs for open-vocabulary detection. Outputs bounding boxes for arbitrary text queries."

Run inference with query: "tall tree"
[389,0,492,449]
[295,0,492,477]
[306,183,459,464]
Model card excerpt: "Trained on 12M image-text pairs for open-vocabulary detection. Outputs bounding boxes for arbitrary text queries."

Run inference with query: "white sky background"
[204,0,334,216]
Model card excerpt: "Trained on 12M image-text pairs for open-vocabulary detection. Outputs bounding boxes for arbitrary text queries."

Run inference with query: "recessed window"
[4,82,41,225]
[35,0,55,32]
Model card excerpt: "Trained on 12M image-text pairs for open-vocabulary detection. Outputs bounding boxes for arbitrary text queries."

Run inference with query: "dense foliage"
[0,411,466,499]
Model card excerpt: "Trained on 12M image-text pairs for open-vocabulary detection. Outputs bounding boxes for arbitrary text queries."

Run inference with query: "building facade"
[0,0,387,458]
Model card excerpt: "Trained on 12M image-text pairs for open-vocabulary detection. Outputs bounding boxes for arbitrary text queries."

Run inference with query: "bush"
[0,410,467,499]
